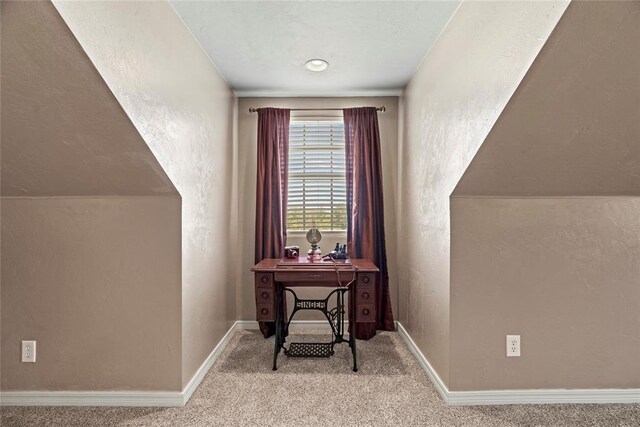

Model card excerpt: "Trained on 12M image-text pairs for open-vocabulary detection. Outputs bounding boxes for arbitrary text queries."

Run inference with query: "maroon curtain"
[344,107,395,340]
[255,107,290,338]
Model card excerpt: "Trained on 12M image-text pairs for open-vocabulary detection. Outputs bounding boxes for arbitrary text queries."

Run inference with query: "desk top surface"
[252,257,378,272]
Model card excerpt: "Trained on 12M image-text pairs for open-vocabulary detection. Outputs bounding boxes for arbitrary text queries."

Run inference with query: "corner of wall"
[398,0,569,392]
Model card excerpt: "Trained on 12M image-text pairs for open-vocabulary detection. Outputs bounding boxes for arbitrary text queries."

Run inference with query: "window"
[287,120,347,232]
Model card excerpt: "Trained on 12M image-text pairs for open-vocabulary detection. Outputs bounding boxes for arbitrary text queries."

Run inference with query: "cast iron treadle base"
[285,342,333,358]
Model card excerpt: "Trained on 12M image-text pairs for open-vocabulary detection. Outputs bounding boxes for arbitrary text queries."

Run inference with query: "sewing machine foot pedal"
[285,342,332,357]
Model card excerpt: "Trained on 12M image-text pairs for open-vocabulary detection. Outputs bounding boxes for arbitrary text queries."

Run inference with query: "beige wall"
[450,198,640,390]
[1,0,183,392]
[1,197,182,391]
[1,0,174,197]
[399,1,568,386]
[449,1,640,390]
[53,0,238,388]
[454,1,640,197]
[237,97,399,321]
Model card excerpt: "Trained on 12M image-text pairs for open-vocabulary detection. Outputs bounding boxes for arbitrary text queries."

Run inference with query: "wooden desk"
[252,258,379,370]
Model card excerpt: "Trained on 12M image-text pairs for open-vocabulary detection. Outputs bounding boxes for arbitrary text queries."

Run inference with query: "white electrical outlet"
[22,340,36,362]
[506,335,520,357]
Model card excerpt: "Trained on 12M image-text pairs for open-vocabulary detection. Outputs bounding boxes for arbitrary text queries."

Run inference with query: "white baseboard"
[396,321,640,405]
[447,388,640,405]
[181,320,238,404]
[396,322,450,403]
[0,321,240,407]
[0,390,184,407]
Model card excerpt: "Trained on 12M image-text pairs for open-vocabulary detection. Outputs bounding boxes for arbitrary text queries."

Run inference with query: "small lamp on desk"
[306,227,322,261]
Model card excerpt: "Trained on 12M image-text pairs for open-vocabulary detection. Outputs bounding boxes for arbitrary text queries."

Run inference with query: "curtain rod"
[248,106,385,113]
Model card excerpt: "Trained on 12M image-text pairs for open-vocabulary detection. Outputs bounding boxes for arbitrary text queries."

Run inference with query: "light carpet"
[2,329,639,426]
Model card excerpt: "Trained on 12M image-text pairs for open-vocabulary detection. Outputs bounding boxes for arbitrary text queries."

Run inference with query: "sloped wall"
[52,0,238,388]
[454,1,640,196]
[1,1,182,391]
[1,0,174,197]
[449,1,640,390]
[398,0,568,386]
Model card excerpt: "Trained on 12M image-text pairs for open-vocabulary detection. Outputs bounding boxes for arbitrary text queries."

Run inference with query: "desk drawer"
[256,288,274,304]
[254,272,276,322]
[356,273,375,322]
[275,271,335,282]
[358,273,375,286]
[356,305,375,322]
[256,304,275,321]
[357,288,374,304]
[256,273,273,288]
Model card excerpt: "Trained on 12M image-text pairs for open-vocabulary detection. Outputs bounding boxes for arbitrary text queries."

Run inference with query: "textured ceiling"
[1,1,176,197]
[170,0,460,96]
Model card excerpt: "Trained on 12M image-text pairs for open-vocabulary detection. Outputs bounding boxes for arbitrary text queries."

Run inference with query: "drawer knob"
[362,276,370,284]
[361,291,370,300]
[261,275,270,284]
[362,308,370,316]
[261,308,269,315]
[261,291,269,299]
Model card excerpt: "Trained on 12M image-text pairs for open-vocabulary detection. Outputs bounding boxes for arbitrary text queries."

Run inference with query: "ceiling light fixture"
[305,59,329,72]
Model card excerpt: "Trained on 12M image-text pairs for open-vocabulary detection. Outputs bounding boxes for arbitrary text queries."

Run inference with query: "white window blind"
[287,120,347,232]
